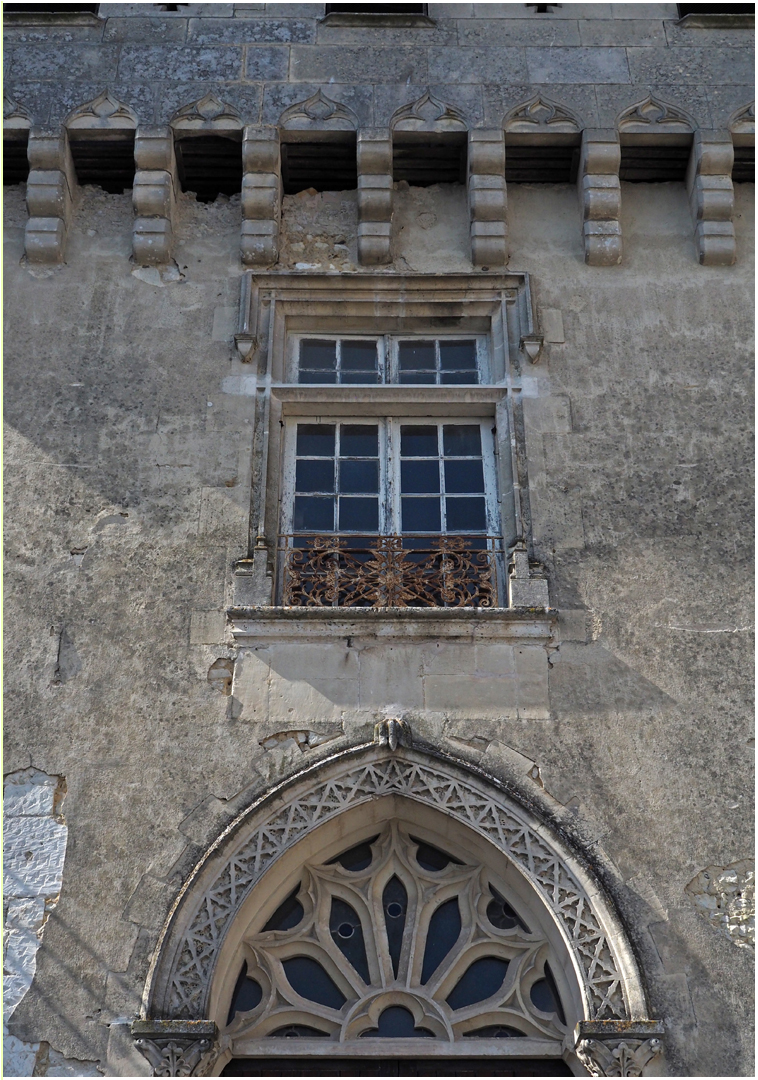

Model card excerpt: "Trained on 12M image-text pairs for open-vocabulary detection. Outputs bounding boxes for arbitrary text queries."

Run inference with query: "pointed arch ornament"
[170,93,242,132]
[504,94,582,134]
[278,89,358,131]
[64,89,137,130]
[142,744,650,1035]
[616,95,695,135]
[3,93,32,130]
[390,91,468,132]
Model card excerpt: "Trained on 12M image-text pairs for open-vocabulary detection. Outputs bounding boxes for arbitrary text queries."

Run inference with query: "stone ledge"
[228,605,555,642]
[676,13,754,28]
[131,1020,216,1039]
[3,11,102,24]
[321,13,436,27]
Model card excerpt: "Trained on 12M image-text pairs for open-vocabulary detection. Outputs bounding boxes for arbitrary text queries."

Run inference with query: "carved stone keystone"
[373,717,411,751]
[132,1020,218,1078]
[574,1020,664,1077]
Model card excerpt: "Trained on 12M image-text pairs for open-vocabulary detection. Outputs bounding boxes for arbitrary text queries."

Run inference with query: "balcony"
[278,534,503,609]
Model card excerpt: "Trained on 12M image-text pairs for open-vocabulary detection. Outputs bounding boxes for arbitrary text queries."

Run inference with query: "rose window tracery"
[222,823,569,1045]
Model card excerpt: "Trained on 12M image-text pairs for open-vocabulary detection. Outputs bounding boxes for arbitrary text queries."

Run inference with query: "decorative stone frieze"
[132,1021,218,1078]
[578,128,622,267]
[468,128,507,268]
[357,128,392,266]
[24,126,77,264]
[240,125,281,267]
[686,130,736,266]
[133,125,178,267]
[574,1021,664,1077]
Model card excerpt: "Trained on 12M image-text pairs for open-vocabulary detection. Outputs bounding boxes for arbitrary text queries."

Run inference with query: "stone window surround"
[230,270,550,617]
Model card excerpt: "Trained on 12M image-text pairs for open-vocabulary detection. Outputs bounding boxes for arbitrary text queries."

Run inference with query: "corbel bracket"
[520,333,544,364]
[132,1020,219,1078]
[574,1020,665,1077]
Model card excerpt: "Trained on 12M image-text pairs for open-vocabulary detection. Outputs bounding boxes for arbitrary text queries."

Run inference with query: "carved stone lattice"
[504,95,581,133]
[279,90,357,131]
[171,93,241,130]
[279,534,499,609]
[617,95,693,133]
[65,89,137,129]
[135,1037,212,1077]
[575,1037,662,1077]
[163,754,628,1022]
[391,91,468,132]
[225,823,569,1044]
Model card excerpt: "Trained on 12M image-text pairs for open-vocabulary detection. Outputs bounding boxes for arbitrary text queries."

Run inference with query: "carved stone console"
[132,1020,218,1078]
[357,128,393,265]
[241,125,281,267]
[686,129,736,266]
[133,126,178,267]
[575,1020,665,1077]
[25,126,77,264]
[469,128,507,268]
[578,129,622,267]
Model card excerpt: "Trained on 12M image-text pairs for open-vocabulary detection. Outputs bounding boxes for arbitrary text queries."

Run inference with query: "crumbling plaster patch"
[685,859,755,950]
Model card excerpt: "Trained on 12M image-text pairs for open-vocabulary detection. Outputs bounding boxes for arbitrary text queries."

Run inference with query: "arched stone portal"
[134,746,663,1077]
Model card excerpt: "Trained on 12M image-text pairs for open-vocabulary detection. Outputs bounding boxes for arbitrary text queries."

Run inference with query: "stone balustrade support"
[24,126,77,265]
[686,129,736,266]
[578,128,621,266]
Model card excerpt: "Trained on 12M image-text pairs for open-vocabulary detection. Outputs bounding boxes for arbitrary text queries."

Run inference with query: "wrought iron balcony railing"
[278,534,503,608]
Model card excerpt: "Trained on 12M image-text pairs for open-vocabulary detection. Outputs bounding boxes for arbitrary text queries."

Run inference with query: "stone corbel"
[133,125,178,266]
[520,333,543,364]
[25,126,77,264]
[374,717,411,751]
[578,129,621,266]
[574,1021,665,1078]
[241,125,281,267]
[358,128,393,266]
[132,1020,219,1078]
[686,130,736,266]
[468,128,507,268]
[508,541,550,609]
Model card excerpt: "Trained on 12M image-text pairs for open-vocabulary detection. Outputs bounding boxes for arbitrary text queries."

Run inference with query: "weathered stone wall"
[3,3,754,1078]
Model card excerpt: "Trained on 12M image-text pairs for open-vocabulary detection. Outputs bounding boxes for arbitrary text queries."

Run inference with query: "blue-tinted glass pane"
[347,370,380,384]
[382,877,407,979]
[402,498,441,533]
[340,460,379,494]
[227,962,263,1024]
[443,425,481,457]
[463,1026,526,1038]
[328,838,377,871]
[300,340,337,371]
[296,460,335,493]
[269,1025,330,1038]
[360,1007,434,1039]
[401,426,438,457]
[263,887,304,932]
[446,957,509,1010]
[341,425,378,457]
[399,371,436,384]
[339,497,378,532]
[487,887,531,933]
[282,957,346,1011]
[530,965,565,1024]
[297,424,335,457]
[401,460,440,494]
[446,497,486,532]
[300,369,338,384]
[330,898,370,983]
[294,496,334,532]
[440,341,477,370]
[444,460,484,494]
[412,838,462,872]
[421,899,461,984]
[441,370,476,385]
[341,341,378,371]
[398,341,436,370]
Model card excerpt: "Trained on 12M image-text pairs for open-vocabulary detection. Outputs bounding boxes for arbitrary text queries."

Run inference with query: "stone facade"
[2,3,754,1078]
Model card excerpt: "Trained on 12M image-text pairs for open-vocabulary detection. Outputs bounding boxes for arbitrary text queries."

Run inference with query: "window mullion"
[386,419,399,535]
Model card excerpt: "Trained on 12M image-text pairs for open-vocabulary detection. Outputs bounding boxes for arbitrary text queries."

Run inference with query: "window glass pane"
[300,340,337,371]
[297,424,335,457]
[402,498,441,533]
[349,371,381,385]
[446,497,486,532]
[340,460,379,494]
[327,837,378,872]
[227,962,263,1024]
[301,369,338,384]
[421,898,461,984]
[296,460,335,493]
[440,370,475,385]
[330,897,370,983]
[400,426,438,457]
[398,341,436,371]
[412,837,462,871]
[282,956,346,1010]
[440,340,477,370]
[341,341,378,371]
[339,497,379,532]
[294,496,334,532]
[263,888,305,932]
[399,370,436,384]
[443,425,481,457]
[401,460,440,494]
[341,425,378,457]
[446,957,509,1010]
[444,460,484,494]
[359,1006,434,1039]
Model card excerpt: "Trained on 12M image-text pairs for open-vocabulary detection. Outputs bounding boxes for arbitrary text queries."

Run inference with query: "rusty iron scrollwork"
[279,534,501,608]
